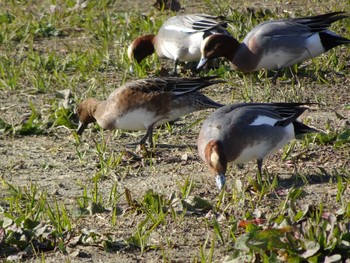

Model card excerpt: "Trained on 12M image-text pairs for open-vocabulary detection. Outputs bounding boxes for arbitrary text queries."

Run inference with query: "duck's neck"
[224,36,240,62]
[229,41,261,72]
[93,100,110,127]
[205,140,227,176]
[131,34,156,63]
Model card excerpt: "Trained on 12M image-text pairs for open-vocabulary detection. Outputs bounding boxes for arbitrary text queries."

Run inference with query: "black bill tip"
[76,122,87,135]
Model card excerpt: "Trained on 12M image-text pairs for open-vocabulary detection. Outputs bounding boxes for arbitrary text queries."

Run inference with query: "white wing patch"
[164,24,196,33]
[249,115,278,126]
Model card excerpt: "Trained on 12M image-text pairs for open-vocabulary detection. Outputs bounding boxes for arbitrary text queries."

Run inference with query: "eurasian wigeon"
[128,14,230,74]
[77,77,224,148]
[197,102,318,189]
[197,12,350,77]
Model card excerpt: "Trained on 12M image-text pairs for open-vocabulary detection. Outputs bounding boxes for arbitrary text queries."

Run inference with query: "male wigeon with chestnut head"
[197,12,350,78]
[128,14,231,74]
[77,77,224,148]
[197,102,318,189]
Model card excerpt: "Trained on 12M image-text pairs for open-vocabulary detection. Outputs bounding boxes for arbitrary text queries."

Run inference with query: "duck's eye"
[205,42,214,51]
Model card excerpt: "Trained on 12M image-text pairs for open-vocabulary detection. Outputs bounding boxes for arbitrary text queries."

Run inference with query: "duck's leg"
[236,163,244,169]
[257,158,263,177]
[288,66,301,85]
[272,67,300,84]
[170,59,179,76]
[271,69,282,83]
[125,127,154,148]
[146,126,154,148]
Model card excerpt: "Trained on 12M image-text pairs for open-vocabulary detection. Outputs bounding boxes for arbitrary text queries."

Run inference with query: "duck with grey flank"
[197,12,350,79]
[197,102,318,189]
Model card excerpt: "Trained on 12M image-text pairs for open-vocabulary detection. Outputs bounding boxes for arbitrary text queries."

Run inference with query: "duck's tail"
[319,31,350,51]
[293,121,319,135]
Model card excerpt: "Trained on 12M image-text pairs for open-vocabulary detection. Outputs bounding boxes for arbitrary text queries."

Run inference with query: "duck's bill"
[197,57,208,69]
[76,122,87,135]
[215,173,226,190]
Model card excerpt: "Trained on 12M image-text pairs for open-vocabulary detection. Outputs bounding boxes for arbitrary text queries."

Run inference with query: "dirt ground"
[1,0,350,262]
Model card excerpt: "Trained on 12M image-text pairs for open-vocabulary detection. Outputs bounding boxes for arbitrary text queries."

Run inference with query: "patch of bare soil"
[1,1,350,262]
[1,79,349,262]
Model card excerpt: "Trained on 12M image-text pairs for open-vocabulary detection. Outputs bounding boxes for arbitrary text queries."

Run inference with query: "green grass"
[0,0,349,261]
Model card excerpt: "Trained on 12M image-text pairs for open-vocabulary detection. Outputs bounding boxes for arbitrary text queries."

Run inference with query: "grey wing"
[163,14,228,33]
[246,20,312,38]
[243,21,314,51]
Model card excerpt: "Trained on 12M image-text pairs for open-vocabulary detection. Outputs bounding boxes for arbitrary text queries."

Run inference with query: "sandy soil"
[1,0,350,262]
